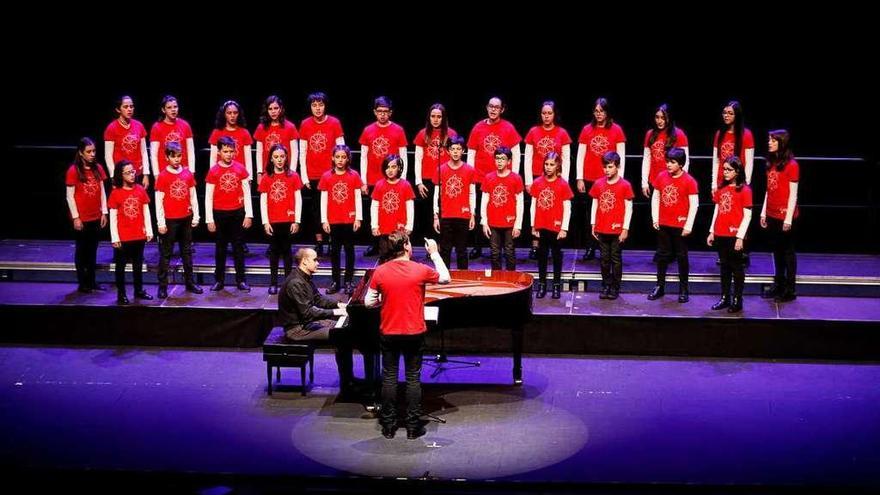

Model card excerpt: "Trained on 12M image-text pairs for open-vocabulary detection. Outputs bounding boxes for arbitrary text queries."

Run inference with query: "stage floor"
[1,345,878,489]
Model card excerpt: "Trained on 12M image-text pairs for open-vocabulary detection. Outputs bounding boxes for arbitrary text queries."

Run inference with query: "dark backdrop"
[5,16,877,253]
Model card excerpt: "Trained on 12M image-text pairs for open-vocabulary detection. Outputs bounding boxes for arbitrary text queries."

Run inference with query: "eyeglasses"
[122,170,137,175]
[487,104,502,110]
[374,109,390,114]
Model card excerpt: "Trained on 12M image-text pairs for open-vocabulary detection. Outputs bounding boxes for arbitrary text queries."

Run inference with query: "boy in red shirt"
[205,136,253,292]
[648,148,698,303]
[155,142,203,299]
[590,151,634,300]
[480,146,523,271]
[432,135,476,269]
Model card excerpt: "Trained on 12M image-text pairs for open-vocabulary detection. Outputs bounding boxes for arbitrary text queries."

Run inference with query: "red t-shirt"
[299,115,344,181]
[644,128,689,186]
[206,162,249,211]
[318,169,363,224]
[413,127,458,182]
[259,172,303,223]
[713,184,753,237]
[653,171,698,228]
[467,119,521,180]
[150,119,193,169]
[108,185,150,242]
[369,259,440,336]
[765,160,800,220]
[481,172,523,228]
[531,176,573,233]
[437,163,476,220]
[590,177,635,234]
[208,127,254,165]
[103,119,147,172]
[253,120,300,173]
[372,178,415,234]
[578,123,626,181]
[359,122,408,185]
[524,125,572,177]
[66,165,107,222]
[714,128,755,185]
[155,168,197,220]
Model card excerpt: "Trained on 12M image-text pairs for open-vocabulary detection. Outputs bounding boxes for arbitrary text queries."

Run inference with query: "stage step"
[1,239,878,297]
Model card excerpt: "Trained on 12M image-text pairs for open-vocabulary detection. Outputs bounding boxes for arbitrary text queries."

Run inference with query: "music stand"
[423,306,481,378]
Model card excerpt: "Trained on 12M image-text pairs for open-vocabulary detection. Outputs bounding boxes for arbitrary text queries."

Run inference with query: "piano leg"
[512,324,524,385]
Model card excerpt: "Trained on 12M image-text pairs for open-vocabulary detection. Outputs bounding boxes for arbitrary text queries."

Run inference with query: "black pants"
[380,333,425,429]
[114,240,145,295]
[414,180,435,245]
[716,236,746,297]
[656,226,689,286]
[329,223,355,284]
[537,229,563,283]
[74,219,101,289]
[302,179,323,242]
[286,319,371,388]
[268,222,294,286]
[213,209,246,284]
[489,226,516,270]
[157,216,194,288]
[597,233,623,289]
[440,218,469,269]
[766,217,797,293]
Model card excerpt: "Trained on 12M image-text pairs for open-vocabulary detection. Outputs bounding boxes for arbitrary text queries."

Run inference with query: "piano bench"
[262,326,315,396]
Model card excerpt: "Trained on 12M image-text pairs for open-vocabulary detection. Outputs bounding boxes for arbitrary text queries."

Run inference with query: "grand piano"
[345,269,533,384]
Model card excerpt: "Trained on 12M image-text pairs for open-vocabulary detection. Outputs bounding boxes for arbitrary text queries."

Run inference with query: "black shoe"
[535,282,547,299]
[344,281,355,295]
[647,285,665,300]
[551,283,562,299]
[775,291,797,303]
[237,282,251,292]
[381,425,397,439]
[117,293,129,305]
[186,283,204,294]
[711,295,731,310]
[91,284,107,292]
[582,247,596,261]
[406,426,427,440]
[598,286,610,299]
[77,286,92,294]
[728,296,743,313]
[678,287,690,303]
[762,284,781,299]
[135,290,153,300]
[242,243,250,254]
[607,286,619,300]
[528,247,538,260]
[210,282,225,291]
[268,285,278,295]
[469,247,483,260]
[364,245,379,256]
[326,282,341,294]
[157,287,168,299]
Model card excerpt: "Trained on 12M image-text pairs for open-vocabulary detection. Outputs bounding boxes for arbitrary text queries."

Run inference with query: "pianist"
[278,247,358,396]
[365,230,450,439]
